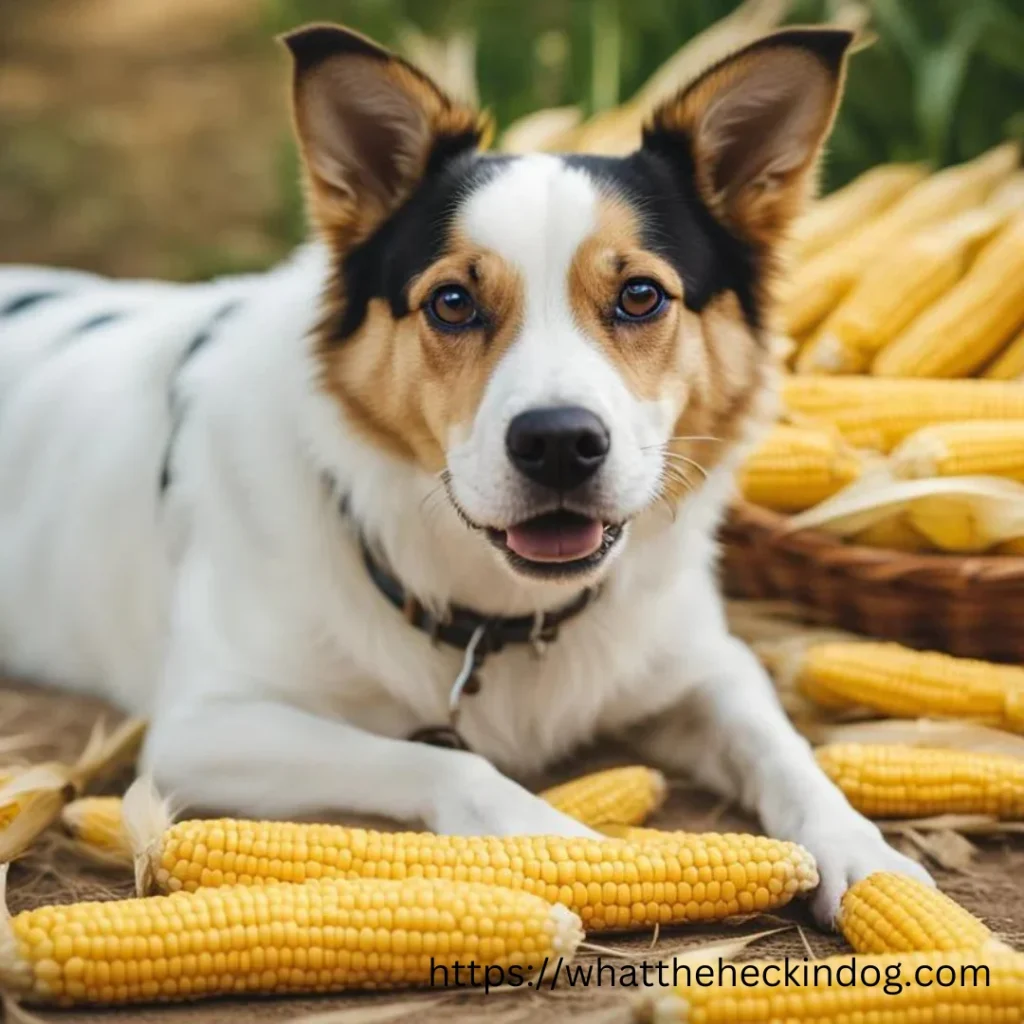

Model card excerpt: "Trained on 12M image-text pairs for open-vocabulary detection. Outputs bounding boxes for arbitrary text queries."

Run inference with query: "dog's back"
[0,266,260,707]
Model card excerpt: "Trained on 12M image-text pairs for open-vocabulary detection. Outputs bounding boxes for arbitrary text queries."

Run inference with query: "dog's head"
[284,24,851,583]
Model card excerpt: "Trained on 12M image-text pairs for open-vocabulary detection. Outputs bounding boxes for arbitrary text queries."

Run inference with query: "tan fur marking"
[566,195,773,504]
[319,238,524,471]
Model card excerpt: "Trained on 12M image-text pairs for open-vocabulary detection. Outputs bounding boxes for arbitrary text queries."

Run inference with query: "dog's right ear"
[282,24,486,245]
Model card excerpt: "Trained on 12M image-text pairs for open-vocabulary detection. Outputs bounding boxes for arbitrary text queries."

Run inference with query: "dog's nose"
[506,406,610,490]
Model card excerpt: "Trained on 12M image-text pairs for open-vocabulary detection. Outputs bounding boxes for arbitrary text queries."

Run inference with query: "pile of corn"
[734,141,1024,556]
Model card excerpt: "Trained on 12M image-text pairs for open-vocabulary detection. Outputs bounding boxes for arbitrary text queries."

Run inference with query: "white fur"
[0,158,927,926]
[449,156,670,536]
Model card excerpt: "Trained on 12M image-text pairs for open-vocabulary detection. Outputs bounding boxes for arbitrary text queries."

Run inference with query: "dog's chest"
[315,571,680,777]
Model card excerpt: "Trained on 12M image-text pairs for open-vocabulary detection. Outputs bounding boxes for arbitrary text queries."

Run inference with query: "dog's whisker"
[662,452,709,480]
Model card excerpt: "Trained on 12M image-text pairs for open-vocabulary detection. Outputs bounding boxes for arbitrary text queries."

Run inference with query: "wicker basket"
[720,502,1024,662]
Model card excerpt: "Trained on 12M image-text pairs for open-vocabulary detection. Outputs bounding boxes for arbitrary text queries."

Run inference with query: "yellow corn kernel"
[793,640,1024,733]
[985,328,1024,380]
[540,766,666,828]
[850,515,931,552]
[797,208,1004,374]
[61,797,131,863]
[738,425,864,512]
[0,875,581,1005]
[840,872,1004,954]
[782,376,1024,451]
[873,215,1024,378]
[815,743,1024,819]
[783,143,1019,335]
[143,823,818,930]
[891,421,1024,483]
[791,163,928,262]
[651,949,1024,1022]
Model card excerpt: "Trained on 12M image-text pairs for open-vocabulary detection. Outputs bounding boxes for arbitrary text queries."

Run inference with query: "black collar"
[361,540,598,658]
[361,540,600,750]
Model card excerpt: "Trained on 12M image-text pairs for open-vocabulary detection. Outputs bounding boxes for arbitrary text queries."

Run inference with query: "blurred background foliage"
[0,0,1021,279]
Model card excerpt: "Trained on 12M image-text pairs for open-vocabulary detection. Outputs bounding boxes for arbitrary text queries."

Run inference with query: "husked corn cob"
[797,208,1004,374]
[650,949,1024,1023]
[840,872,1003,954]
[904,490,1024,553]
[891,421,1024,483]
[141,822,819,929]
[790,163,927,262]
[815,743,1024,819]
[57,770,670,863]
[738,425,864,512]
[782,376,1024,451]
[850,515,931,552]
[793,640,1024,732]
[540,766,666,828]
[61,796,131,863]
[783,142,1019,335]
[0,875,581,1005]
[873,215,1024,378]
[985,327,1024,380]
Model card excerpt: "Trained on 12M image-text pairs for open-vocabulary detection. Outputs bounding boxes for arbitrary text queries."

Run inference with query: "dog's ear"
[644,29,853,247]
[282,24,486,244]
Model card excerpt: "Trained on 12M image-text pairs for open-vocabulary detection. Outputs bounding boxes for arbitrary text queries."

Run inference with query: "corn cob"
[57,769,669,864]
[872,215,1024,378]
[815,743,1024,819]
[139,822,819,929]
[790,163,927,263]
[783,142,1019,335]
[840,873,1005,954]
[61,796,131,864]
[650,949,1024,1023]
[738,425,864,512]
[850,515,931,552]
[904,489,1024,553]
[540,766,666,828]
[782,376,1024,451]
[797,208,1004,374]
[792,640,1024,732]
[891,421,1024,483]
[985,327,1024,380]
[0,874,581,1005]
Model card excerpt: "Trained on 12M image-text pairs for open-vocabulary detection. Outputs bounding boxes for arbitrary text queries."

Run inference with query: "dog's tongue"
[505,515,604,563]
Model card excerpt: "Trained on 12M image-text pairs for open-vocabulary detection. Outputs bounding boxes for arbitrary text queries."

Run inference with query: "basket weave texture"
[720,502,1024,662]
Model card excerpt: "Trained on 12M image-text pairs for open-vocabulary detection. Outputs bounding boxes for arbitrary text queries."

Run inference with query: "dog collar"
[361,540,599,750]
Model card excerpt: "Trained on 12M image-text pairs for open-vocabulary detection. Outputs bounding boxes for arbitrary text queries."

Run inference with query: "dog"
[0,22,929,924]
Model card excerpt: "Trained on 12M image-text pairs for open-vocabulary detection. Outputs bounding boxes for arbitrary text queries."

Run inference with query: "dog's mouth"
[486,511,624,577]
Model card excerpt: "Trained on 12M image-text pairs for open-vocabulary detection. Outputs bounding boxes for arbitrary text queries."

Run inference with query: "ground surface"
[2,676,1023,1024]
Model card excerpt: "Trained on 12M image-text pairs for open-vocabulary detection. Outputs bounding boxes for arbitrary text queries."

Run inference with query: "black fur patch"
[73,312,123,334]
[0,291,61,318]
[566,146,762,328]
[329,141,762,342]
[331,149,505,341]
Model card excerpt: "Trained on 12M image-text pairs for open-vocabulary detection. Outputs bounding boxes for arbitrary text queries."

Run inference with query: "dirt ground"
[3,674,1023,1024]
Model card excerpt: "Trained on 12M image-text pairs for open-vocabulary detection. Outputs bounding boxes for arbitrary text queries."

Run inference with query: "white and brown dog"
[0,24,928,923]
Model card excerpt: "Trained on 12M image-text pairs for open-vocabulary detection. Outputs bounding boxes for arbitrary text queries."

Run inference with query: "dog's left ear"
[644,28,853,247]
[282,24,486,245]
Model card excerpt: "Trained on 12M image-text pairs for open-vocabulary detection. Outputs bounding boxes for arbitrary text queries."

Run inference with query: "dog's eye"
[426,285,480,330]
[615,279,666,322]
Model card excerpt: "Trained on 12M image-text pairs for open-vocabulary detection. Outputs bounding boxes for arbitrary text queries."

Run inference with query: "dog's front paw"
[427,754,600,838]
[798,818,934,929]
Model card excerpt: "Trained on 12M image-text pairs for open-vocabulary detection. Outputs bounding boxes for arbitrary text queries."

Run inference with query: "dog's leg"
[638,629,931,926]
[142,698,598,838]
